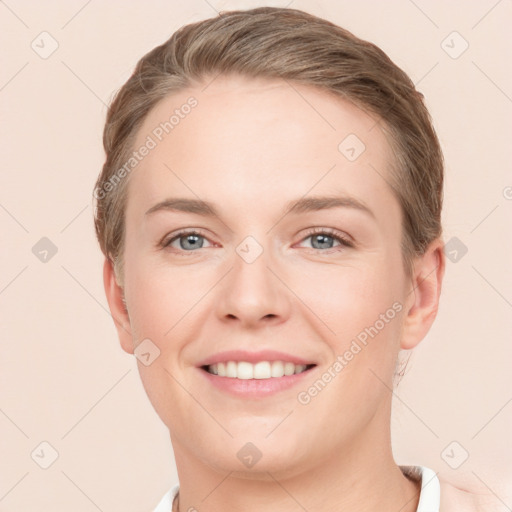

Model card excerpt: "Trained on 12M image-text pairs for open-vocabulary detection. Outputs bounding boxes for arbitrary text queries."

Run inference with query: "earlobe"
[103,258,134,354]
[400,238,446,350]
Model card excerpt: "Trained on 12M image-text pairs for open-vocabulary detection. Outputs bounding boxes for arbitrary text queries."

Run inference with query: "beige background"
[1,0,511,510]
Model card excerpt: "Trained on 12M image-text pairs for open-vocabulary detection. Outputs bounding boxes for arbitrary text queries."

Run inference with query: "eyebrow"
[145,195,375,219]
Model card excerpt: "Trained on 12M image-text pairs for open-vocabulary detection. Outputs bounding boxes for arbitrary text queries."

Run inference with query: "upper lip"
[196,350,316,367]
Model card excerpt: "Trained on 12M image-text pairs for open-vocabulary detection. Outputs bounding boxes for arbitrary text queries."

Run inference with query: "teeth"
[254,361,270,379]
[226,361,237,378]
[284,362,295,376]
[206,361,309,379]
[271,361,285,378]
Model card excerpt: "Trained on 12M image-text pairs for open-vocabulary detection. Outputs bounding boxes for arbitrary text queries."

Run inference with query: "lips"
[196,350,317,396]
[198,361,317,398]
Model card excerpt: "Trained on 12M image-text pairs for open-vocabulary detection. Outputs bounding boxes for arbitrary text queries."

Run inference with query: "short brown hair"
[94,6,443,284]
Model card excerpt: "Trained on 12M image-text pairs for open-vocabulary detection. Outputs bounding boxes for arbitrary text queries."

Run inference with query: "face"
[110,74,431,478]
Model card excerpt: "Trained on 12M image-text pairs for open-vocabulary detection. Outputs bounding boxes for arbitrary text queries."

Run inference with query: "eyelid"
[160,228,213,250]
[160,226,354,255]
[296,226,354,249]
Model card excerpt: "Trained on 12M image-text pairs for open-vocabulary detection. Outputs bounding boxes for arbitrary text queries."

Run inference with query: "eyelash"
[161,227,353,256]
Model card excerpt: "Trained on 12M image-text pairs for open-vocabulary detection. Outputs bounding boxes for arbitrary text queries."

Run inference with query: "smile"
[203,361,315,379]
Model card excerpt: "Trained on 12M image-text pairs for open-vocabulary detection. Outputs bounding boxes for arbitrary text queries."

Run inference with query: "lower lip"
[198,367,315,398]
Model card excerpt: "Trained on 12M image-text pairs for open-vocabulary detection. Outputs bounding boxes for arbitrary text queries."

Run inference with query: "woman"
[94,6,482,511]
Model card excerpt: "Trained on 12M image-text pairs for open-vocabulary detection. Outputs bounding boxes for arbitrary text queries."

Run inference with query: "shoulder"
[438,474,503,512]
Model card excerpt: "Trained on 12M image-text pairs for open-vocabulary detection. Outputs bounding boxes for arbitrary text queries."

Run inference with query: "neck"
[170,414,421,512]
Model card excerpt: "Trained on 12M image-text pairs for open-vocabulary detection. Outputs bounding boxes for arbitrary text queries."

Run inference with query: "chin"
[193,428,314,478]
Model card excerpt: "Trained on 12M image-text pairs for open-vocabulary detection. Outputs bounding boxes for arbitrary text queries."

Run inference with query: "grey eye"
[309,233,336,249]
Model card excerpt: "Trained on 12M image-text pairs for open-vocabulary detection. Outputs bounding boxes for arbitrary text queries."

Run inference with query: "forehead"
[133,73,390,159]
[127,74,398,227]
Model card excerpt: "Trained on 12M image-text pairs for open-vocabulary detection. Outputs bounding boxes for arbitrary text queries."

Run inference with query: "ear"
[103,258,134,354]
[400,238,446,350]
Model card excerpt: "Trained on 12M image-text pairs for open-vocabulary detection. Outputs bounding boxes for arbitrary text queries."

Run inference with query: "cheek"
[122,257,210,428]
[294,262,405,424]
[126,264,199,343]
[123,250,223,375]
[301,259,405,349]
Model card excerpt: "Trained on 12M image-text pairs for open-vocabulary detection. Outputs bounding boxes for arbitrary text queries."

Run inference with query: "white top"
[153,465,440,512]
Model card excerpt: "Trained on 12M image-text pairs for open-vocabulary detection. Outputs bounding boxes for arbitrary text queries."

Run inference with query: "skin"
[104,74,445,512]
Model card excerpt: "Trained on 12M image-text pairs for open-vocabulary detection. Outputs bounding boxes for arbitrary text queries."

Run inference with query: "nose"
[215,241,291,329]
